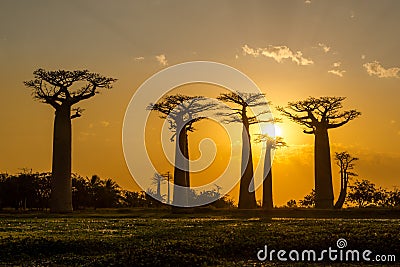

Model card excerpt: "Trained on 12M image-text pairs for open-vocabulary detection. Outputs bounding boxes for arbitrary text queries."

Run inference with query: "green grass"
[0,209,399,266]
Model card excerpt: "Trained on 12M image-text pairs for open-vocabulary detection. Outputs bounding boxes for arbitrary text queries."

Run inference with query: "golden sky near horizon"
[1,0,400,205]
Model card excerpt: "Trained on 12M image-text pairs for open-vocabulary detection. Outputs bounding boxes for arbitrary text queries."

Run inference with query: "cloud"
[350,11,356,19]
[242,44,313,66]
[328,62,345,77]
[328,69,346,77]
[361,54,366,60]
[235,54,239,59]
[134,56,144,61]
[318,43,331,53]
[155,54,168,66]
[333,62,341,68]
[305,0,311,4]
[100,121,110,127]
[363,61,400,78]
[242,45,259,57]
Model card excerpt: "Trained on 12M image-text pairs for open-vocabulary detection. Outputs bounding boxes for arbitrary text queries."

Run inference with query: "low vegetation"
[0,211,399,266]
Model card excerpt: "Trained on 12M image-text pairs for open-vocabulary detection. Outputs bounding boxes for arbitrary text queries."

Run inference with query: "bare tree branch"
[24,68,117,110]
[278,96,361,132]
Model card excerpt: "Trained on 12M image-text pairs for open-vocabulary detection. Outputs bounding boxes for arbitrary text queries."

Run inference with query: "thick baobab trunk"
[314,127,334,209]
[172,124,189,207]
[238,123,257,209]
[183,132,190,188]
[50,104,73,213]
[262,144,273,209]
[334,173,348,209]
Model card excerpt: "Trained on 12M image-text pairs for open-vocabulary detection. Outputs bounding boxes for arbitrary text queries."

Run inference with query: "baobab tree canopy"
[24,68,116,213]
[278,96,361,209]
[277,96,361,134]
[148,94,216,140]
[24,69,116,109]
[217,92,271,125]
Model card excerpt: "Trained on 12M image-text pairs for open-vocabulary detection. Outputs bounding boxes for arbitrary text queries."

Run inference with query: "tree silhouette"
[151,173,166,200]
[254,135,286,209]
[348,179,377,207]
[24,69,116,212]
[334,152,358,209]
[217,92,272,209]
[160,171,172,204]
[299,189,316,208]
[277,97,361,209]
[148,94,216,206]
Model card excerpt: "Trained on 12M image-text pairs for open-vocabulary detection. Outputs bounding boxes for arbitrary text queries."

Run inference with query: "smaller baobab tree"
[148,94,216,207]
[24,69,116,213]
[334,151,358,209]
[217,92,272,209]
[277,97,361,209]
[151,173,166,200]
[254,135,286,209]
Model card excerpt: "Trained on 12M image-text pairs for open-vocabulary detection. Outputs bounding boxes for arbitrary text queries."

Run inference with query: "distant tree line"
[294,179,400,208]
[0,171,234,211]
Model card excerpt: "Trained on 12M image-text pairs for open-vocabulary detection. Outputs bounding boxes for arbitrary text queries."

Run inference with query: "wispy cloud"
[134,56,144,61]
[328,69,346,77]
[305,0,311,4]
[242,44,313,66]
[363,61,400,78]
[361,54,366,60]
[333,62,341,68]
[318,43,331,53]
[242,45,258,57]
[155,54,168,66]
[328,62,345,77]
[100,121,110,127]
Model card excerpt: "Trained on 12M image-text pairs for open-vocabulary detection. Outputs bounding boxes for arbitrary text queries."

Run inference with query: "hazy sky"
[1,0,399,205]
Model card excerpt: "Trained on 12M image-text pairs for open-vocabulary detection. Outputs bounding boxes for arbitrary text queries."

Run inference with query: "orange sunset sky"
[1,1,399,205]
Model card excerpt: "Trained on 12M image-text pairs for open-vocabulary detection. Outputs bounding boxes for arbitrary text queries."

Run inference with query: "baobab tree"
[334,151,358,209]
[148,94,216,206]
[277,96,361,209]
[255,135,286,209]
[151,173,166,200]
[217,92,272,209]
[24,69,116,212]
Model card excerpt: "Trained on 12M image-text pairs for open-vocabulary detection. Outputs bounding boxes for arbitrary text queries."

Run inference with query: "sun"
[259,124,283,137]
[275,125,283,137]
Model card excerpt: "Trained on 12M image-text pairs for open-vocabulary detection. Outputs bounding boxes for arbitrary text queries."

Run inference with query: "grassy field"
[0,209,399,266]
